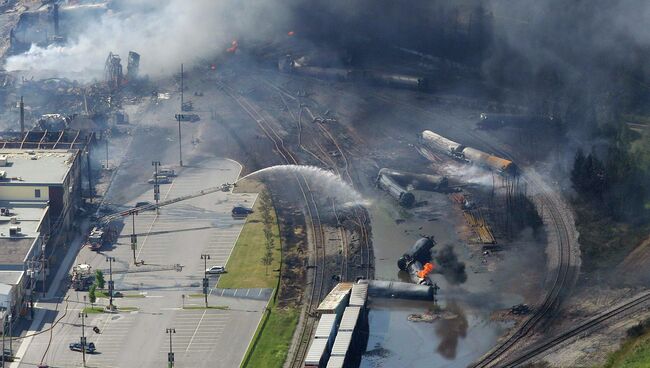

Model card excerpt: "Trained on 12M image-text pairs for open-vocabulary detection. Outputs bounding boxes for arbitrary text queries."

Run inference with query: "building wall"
[0,185,50,201]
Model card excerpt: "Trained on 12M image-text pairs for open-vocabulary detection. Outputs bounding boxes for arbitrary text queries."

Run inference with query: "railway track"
[503,291,650,366]
[215,80,328,368]
[367,91,578,366]
[261,75,371,280]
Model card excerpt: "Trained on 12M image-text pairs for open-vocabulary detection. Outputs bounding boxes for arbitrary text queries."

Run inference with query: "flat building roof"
[0,149,77,185]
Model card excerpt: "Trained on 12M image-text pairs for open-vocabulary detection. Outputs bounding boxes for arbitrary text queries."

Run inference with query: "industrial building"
[0,148,82,319]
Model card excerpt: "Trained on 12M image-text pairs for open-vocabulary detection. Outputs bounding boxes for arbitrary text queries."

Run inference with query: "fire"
[288,31,295,36]
[226,40,238,53]
[418,263,434,279]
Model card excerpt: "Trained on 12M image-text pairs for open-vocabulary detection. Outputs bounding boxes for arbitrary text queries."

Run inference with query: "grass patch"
[82,307,105,314]
[241,301,299,368]
[182,305,229,310]
[603,330,650,368]
[217,193,281,289]
[118,307,139,312]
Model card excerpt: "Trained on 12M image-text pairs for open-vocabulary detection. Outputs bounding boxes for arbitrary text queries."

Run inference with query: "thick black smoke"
[435,245,467,285]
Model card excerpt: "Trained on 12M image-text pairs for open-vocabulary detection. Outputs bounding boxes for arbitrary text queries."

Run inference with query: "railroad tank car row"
[279,55,429,91]
[420,130,518,175]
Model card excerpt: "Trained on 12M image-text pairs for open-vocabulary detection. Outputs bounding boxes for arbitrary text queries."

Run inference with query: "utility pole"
[8,314,12,358]
[105,132,109,169]
[86,147,93,204]
[152,161,161,212]
[41,242,46,297]
[201,254,210,308]
[79,296,88,367]
[106,256,115,310]
[131,213,138,265]
[19,96,24,134]
[2,314,5,368]
[166,328,176,368]
[180,63,184,112]
[174,114,183,167]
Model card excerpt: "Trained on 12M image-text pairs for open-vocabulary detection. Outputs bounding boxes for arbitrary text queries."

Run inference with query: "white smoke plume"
[4,0,289,80]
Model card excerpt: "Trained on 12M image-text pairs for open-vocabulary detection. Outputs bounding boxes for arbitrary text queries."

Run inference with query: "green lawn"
[217,194,281,289]
[604,332,650,368]
[242,303,299,368]
[214,188,299,368]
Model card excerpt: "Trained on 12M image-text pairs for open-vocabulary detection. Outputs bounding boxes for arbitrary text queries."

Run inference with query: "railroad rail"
[503,291,650,366]
[366,91,577,366]
[216,79,328,368]
[261,76,371,280]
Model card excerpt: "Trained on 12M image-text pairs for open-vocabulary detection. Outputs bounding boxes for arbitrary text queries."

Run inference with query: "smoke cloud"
[5,0,289,80]
[435,245,468,285]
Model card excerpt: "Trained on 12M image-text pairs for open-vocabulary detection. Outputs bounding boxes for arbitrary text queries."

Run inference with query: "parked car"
[231,206,254,217]
[69,342,96,354]
[206,266,226,274]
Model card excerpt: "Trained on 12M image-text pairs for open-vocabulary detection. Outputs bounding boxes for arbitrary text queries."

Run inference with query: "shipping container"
[330,330,353,358]
[339,307,361,331]
[349,283,368,307]
[315,314,338,349]
[304,337,330,368]
[325,355,346,368]
[317,283,352,321]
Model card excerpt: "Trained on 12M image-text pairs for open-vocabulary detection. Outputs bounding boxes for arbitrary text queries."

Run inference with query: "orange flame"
[288,31,295,36]
[418,263,434,279]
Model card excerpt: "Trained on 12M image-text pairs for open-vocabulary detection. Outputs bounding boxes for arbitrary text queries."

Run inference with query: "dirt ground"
[540,287,650,367]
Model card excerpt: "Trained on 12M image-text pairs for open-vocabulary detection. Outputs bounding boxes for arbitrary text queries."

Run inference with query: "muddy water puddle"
[361,299,509,367]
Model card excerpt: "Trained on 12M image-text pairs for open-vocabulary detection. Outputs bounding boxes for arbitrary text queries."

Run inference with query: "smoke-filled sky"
[5,0,650,97]
[5,0,289,79]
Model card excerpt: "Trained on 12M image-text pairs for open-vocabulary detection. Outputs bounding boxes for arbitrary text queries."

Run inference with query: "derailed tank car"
[376,170,415,207]
[420,130,518,176]
[420,130,465,160]
[364,71,429,91]
[461,147,517,176]
[378,168,449,192]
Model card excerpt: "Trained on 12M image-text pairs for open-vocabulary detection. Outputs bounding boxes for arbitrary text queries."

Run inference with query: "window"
[35,189,41,198]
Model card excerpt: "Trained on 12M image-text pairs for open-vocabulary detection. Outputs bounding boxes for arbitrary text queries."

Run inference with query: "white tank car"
[420,130,466,160]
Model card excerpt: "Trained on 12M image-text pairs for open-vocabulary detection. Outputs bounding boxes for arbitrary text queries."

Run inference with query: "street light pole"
[106,256,115,310]
[131,213,138,265]
[105,133,109,169]
[79,296,88,367]
[201,254,210,308]
[166,328,175,368]
[177,115,183,167]
[152,161,161,214]
[8,314,12,358]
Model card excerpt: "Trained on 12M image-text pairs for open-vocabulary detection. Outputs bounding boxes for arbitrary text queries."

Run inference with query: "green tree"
[260,249,273,276]
[89,284,97,308]
[95,269,105,289]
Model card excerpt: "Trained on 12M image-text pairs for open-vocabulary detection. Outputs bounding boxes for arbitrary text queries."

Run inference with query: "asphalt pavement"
[14,157,268,368]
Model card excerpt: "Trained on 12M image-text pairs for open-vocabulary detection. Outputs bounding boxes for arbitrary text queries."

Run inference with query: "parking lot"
[15,158,269,368]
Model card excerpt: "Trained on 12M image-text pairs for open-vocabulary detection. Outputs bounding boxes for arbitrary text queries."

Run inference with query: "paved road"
[15,158,267,368]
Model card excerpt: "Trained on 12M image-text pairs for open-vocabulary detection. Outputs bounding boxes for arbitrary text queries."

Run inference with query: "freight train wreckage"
[376,168,450,207]
[397,237,437,286]
[420,130,518,175]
